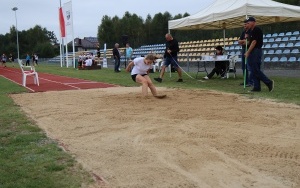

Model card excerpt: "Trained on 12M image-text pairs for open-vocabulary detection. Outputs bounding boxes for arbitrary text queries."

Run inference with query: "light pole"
[12,7,20,61]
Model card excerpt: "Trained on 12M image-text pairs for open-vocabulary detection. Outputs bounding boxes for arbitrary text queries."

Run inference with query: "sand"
[11,87,300,188]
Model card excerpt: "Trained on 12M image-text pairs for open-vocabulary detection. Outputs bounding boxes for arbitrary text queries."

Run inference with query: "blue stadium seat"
[281,37,289,42]
[264,56,271,62]
[295,42,300,47]
[289,36,297,41]
[272,33,278,37]
[279,56,287,62]
[271,43,278,48]
[278,32,285,37]
[285,31,292,36]
[278,43,286,48]
[266,49,274,54]
[286,42,294,48]
[292,31,300,35]
[275,49,282,54]
[235,51,241,55]
[283,49,291,54]
[265,33,272,38]
[234,46,240,50]
[291,48,299,54]
[263,44,271,48]
[288,57,296,62]
[275,37,281,42]
[271,56,279,62]
[229,51,235,55]
[268,38,275,42]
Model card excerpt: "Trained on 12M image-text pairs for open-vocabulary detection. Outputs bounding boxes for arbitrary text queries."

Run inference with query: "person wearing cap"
[113,43,121,72]
[203,46,228,80]
[238,21,253,87]
[244,17,274,92]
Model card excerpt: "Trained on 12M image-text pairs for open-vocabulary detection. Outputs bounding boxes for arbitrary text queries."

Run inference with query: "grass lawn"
[0,63,299,187]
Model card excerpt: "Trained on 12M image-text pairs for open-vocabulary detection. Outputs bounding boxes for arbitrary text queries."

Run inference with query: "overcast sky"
[1,0,214,39]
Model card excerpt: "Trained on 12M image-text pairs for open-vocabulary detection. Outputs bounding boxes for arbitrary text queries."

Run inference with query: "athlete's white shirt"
[131,57,151,75]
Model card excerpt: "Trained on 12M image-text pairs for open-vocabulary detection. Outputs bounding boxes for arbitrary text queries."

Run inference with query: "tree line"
[0,25,58,58]
[0,0,299,58]
[97,0,300,49]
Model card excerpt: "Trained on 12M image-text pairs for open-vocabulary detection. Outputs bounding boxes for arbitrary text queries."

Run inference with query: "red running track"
[0,67,117,92]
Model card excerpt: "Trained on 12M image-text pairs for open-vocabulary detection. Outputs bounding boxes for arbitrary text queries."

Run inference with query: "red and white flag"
[59,7,65,38]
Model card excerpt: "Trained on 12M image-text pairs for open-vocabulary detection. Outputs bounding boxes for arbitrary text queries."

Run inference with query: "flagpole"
[71,0,75,68]
[59,0,65,67]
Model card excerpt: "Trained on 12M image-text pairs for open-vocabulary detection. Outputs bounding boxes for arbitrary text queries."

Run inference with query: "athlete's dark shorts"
[131,74,147,82]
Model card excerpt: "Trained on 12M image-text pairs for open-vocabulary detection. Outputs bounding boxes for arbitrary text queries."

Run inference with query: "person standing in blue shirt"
[25,53,31,66]
[125,43,133,67]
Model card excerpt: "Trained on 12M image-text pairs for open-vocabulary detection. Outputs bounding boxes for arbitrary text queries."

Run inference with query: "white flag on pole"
[63,1,73,36]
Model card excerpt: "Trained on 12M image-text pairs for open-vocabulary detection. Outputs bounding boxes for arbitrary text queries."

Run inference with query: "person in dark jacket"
[154,33,183,83]
[112,43,121,72]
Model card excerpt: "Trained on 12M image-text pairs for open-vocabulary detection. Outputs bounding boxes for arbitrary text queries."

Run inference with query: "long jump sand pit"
[11,87,300,188]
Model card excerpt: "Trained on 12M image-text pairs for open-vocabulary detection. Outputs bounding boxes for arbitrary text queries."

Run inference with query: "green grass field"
[0,63,299,187]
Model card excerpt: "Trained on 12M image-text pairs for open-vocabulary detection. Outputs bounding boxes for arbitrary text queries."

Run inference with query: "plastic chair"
[18,60,39,87]
[152,58,162,72]
[226,55,238,78]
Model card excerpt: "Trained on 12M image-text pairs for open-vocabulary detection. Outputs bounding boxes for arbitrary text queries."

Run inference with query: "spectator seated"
[78,57,101,70]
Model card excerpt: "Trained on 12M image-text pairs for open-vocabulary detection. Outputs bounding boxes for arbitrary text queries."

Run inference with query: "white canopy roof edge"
[169,0,300,30]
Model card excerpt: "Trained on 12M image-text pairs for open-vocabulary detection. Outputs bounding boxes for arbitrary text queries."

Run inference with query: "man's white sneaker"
[203,76,209,80]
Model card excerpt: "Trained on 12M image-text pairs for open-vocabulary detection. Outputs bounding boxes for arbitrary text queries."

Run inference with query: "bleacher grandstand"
[49,30,299,69]
[129,30,299,68]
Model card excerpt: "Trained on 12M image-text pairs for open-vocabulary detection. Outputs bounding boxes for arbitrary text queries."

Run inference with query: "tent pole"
[223,29,226,49]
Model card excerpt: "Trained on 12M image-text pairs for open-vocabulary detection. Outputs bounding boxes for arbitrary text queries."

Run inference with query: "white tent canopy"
[169,0,300,31]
